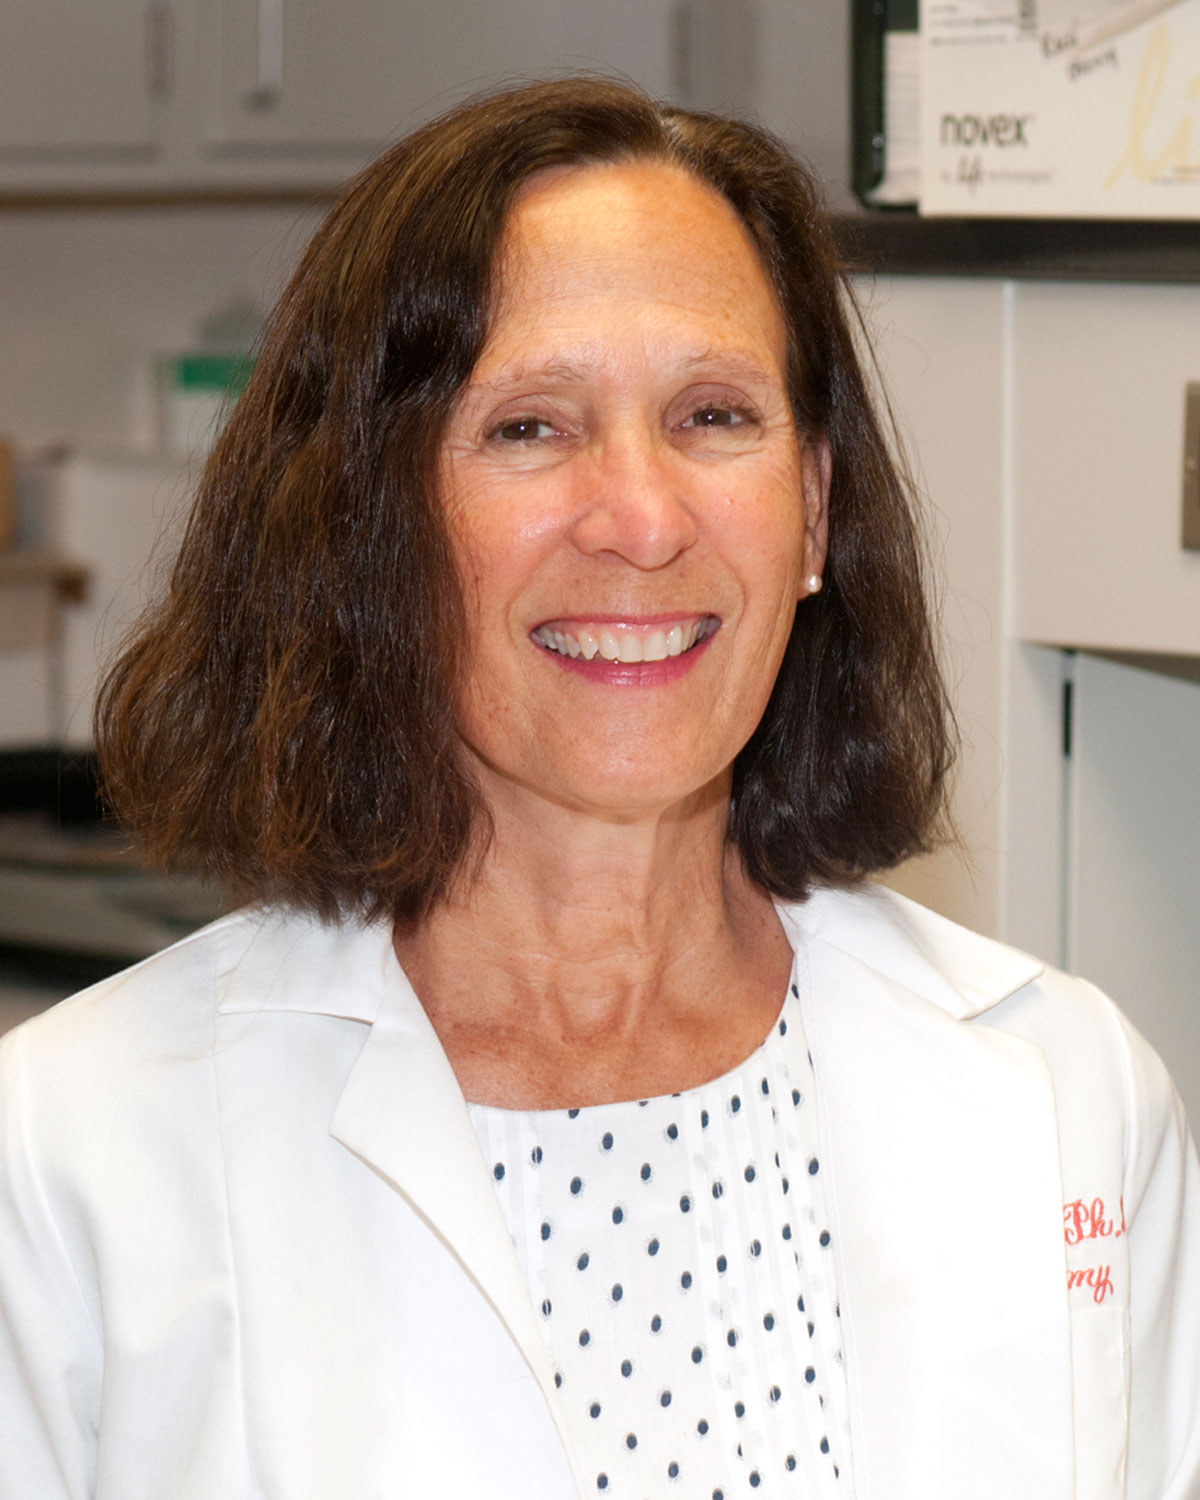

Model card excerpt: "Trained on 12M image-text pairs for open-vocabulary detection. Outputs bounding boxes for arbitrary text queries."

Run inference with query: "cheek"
[716,497,807,605]
[443,491,508,630]
[445,470,558,600]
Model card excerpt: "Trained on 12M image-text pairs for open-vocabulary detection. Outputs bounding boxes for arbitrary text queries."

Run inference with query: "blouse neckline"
[467,965,796,1118]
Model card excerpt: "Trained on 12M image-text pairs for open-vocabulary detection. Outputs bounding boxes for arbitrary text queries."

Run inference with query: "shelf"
[0,552,88,650]
[833,213,1200,284]
[0,550,87,597]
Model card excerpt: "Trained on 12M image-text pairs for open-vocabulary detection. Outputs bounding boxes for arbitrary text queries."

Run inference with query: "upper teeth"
[533,618,716,663]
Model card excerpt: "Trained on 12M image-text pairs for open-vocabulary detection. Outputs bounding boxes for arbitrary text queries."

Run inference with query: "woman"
[1,78,1197,1500]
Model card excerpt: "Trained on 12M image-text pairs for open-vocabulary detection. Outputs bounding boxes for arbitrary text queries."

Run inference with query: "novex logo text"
[940,112,1034,146]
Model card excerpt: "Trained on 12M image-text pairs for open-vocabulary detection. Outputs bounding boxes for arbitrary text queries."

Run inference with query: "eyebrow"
[476,357,593,391]
[469,347,780,397]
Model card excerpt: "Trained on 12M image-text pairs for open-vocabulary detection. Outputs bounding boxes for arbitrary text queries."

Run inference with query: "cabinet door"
[0,1,163,159]
[1066,652,1200,1126]
[1015,281,1200,658]
[203,0,674,155]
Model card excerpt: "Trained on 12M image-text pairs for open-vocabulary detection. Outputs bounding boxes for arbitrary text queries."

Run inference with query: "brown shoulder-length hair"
[96,75,954,924]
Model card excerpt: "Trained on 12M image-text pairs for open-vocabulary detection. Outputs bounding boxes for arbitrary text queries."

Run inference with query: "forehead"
[477,159,790,378]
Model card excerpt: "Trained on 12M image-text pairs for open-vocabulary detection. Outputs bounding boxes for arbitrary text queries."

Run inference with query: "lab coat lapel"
[326,944,575,1454]
[796,932,1074,1500]
[216,908,558,1406]
[216,908,582,1495]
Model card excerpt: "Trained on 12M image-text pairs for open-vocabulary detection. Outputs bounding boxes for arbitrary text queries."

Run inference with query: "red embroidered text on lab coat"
[1063,1195,1124,1305]
[1063,1195,1125,1245]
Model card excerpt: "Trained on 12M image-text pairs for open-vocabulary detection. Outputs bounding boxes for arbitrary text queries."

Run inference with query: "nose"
[569,426,698,570]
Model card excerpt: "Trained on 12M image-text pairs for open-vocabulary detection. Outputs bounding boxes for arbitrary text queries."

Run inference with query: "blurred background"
[0,1,1198,1123]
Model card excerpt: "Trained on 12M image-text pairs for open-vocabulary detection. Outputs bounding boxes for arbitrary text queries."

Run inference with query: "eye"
[681,404,755,430]
[489,416,557,443]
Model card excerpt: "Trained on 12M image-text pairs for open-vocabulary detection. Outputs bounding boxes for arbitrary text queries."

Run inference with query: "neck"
[394,774,794,1107]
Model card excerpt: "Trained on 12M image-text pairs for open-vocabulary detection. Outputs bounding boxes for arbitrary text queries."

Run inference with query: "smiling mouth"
[531,616,720,663]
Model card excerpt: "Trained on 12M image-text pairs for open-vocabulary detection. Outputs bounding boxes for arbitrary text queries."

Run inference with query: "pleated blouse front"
[468,973,852,1500]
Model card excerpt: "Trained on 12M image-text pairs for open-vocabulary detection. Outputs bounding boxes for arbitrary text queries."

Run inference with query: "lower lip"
[534,629,717,685]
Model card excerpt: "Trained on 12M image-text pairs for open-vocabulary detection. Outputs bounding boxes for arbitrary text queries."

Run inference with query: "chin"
[544,761,735,824]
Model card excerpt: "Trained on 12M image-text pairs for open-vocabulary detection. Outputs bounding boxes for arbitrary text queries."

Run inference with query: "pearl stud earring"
[805,573,823,595]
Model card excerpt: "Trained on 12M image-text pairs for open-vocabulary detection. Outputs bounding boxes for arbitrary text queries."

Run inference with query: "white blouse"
[469,975,852,1500]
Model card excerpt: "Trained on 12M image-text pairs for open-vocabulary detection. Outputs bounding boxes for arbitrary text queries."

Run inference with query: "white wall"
[857,275,1011,940]
[861,275,1071,954]
[0,203,323,458]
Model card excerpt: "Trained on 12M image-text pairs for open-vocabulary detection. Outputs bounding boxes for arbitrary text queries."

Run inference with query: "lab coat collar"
[782,882,1045,1020]
[214,905,393,1022]
[212,883,1046,1028]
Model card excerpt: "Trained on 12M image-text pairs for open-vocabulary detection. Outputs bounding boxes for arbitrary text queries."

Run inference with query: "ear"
[799,433,831,591]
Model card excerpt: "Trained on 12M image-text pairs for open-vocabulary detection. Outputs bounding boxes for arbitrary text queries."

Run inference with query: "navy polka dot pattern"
[469,971,848,1498]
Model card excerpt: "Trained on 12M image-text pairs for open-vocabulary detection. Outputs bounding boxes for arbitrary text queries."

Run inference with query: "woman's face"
[440,159,829,825]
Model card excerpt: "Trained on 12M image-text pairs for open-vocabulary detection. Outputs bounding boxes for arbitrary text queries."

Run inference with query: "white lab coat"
[0,884,1197,1499]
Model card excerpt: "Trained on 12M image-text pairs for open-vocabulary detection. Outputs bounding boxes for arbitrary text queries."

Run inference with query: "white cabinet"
[1015,282,1200,658]
[205,0,576,154]
[0,1,852,199]
[0,0,680,196]
[865,271,1200,1129]
[0,453,192,749]
[866,275,1200,946]
[0,1,165,161]
[1065,652,1200,1124]
[48,453,193,747]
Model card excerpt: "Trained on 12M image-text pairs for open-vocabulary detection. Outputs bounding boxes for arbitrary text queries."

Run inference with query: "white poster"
[920,0,1200,215]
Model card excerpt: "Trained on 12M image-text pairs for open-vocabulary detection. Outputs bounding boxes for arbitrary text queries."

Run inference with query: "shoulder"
[1,906,263,1090]
[783,882,1051,1018]
[0,909,270,1186]
[0,903,371,1166]
[1,903,397,1146]
[784,883,1192,1180]
[0,902,395,1300]
[783,882,1181,1118]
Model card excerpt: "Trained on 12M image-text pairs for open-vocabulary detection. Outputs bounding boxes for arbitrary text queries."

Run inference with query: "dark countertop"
[832,213,1200,283]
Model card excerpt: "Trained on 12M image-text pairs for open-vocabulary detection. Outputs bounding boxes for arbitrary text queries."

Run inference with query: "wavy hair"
[96,76,954,922]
